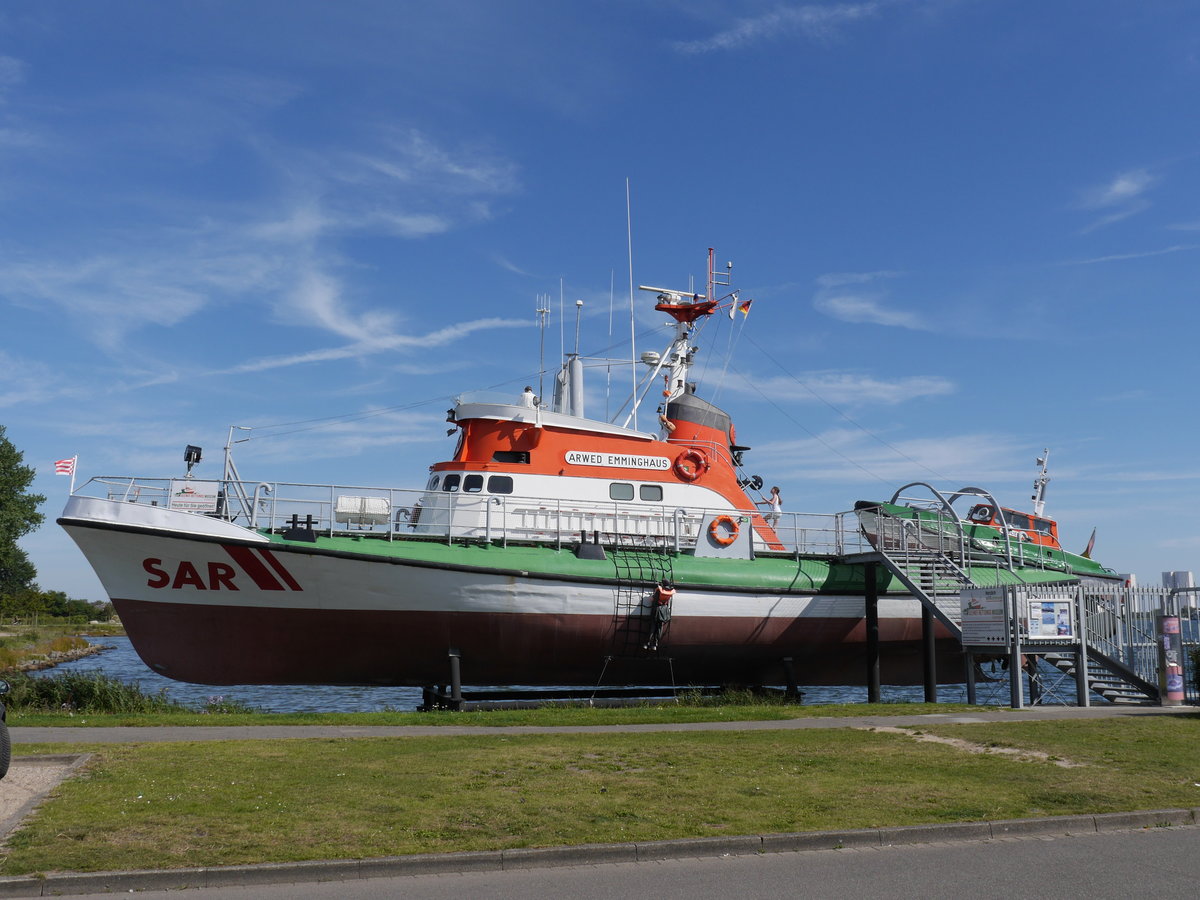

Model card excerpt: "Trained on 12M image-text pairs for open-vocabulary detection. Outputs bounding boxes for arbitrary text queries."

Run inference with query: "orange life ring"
[709,515,739,546]
[673,448,709,482]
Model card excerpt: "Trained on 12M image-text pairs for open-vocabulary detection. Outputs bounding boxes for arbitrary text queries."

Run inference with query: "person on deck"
[520,386,536,408]
[758,486,782,528]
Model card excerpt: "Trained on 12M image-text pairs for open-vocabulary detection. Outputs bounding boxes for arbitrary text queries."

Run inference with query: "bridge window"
[442,474,461,492]
[487,475,514,494]
[463,474,484,493]
[639,484,663,501]
[492,451,530,464]
[609,483,634,501]
[427,475,440,491]
[1006,512,1031,530]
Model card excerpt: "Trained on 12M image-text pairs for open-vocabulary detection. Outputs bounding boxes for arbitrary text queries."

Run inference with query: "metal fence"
[964,584,1199,707]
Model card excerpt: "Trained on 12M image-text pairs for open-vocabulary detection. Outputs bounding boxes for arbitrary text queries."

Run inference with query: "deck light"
[184,445,202,476]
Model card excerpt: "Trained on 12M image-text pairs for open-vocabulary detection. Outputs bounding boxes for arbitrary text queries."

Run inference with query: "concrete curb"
[0,807,1194,897]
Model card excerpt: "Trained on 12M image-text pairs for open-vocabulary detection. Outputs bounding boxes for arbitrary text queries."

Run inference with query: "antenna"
[1031,448,1051,517]
[626,177,637,430]
[607,269,614,421]
[536,296,550,404]
[573,299,584,356]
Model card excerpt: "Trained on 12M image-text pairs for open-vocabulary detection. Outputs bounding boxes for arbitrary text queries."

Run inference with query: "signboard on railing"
[960,587,1008,645]
[168,480,219,512]
[1023,598,1074,640]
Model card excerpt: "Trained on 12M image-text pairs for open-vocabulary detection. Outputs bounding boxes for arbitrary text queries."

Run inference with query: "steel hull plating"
[62,512,964,688]
[109,596,960,686]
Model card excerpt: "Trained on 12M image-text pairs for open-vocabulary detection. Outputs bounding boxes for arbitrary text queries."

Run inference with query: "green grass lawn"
[5,715,1200,876]
[8,700,983,728]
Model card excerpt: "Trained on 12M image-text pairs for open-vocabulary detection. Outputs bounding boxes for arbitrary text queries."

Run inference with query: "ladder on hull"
[610,539,673,657]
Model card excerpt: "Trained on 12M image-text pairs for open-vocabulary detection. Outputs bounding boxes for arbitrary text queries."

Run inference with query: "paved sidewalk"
[11,703,1196,744]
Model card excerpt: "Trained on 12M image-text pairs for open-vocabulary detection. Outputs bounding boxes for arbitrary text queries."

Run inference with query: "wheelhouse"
[966,503,1060,549]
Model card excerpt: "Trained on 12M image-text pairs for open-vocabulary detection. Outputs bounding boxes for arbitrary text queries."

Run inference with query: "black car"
[0,679,10,780]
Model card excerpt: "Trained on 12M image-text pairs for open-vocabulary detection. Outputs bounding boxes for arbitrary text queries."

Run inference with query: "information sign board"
[1023,598,1074,639]
[960,587,1008,646]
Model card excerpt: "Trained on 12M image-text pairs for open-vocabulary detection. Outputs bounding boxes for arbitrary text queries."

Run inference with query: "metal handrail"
[71,475,864,556]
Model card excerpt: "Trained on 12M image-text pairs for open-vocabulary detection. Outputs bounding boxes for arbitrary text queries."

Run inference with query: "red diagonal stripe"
[222,545,284,591]
[258,548,303,591]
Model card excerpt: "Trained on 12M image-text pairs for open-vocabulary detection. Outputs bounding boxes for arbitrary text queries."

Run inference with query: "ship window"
[442,474,461,492]
[1032,517,1053,534]
[1006,512,1031,530]
[463,474,484,493]
[492,451,530,464]
[609,483,634,501]
[639,484,663,501]
[427,476,440,491]
[487,475,514,494]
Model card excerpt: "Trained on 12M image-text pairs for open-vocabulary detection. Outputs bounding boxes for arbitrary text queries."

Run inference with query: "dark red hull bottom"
[114,597,966,688]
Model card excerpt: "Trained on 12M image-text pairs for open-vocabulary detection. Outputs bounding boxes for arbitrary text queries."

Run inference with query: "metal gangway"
[859,494,1182,706]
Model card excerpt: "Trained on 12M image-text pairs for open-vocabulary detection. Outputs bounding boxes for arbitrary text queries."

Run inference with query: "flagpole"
[70,455,77,494]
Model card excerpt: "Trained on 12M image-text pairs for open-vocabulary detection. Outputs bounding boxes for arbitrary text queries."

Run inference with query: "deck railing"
[79,475,873,557]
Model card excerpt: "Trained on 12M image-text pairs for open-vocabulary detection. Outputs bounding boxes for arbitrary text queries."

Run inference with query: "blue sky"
[4,0,1200,599]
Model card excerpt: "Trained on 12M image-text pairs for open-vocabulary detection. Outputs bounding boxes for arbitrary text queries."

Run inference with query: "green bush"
[2,672,258,715]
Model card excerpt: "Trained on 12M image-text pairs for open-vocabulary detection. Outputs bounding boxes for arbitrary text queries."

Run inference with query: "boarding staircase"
[862,506,1159,705]
[1037,650,1159,705]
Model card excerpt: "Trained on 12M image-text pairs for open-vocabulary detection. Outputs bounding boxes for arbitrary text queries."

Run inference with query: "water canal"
[49,636,975,712]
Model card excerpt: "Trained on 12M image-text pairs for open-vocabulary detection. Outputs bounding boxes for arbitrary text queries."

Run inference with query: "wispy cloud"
[216,316,529,375]
[0,243,285,350]
[728,370,954,405]
[815,270,904,289]
[321,128,519,237]
[814,294,926,328]
[1,123,522,353]
[0,351,79,408]
[1060,243,1200,266]
[812,270,926,329]
[492,253,535,276]
[1081,169,1155,208]
[749,428,1028,486]
[1077,168,1156,232]
[286,267,398,343]
[0,55,25,101]
[674,2,885,54]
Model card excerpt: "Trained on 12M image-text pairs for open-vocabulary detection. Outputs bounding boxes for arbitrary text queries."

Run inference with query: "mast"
[1031,449,1050,517]
[626,178,636,430]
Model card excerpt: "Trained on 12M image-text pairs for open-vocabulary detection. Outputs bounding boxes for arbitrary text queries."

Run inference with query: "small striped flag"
[54,457,76,476]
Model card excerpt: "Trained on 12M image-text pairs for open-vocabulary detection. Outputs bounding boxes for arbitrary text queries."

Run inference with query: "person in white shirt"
[759,486,782,527]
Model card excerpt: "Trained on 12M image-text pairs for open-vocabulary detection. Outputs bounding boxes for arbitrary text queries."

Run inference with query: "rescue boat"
[58,250,1119,690]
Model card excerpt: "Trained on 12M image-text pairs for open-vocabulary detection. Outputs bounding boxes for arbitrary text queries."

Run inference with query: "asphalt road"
[57,826,1200,899]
